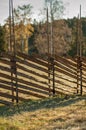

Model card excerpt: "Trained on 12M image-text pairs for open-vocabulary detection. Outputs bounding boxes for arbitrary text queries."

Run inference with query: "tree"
[5,4,34,53]
[28,20,39,55]
[45,0,64,20]
[37,0,65,56]
[38,0,64,24]
[67,17,86,57]
[67,17,78,56]
[14,4,34,53]
[14,4,33,24]
[0,25,6,52]
[14,22,34,53]
[34,20,72,56]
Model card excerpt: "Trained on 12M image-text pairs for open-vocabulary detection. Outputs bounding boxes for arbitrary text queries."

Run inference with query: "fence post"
[15,55,18,103]
[50,57,55,96]
[48,56,55,97]
[77,56,80,94]
[77,56,82,95]
[11,55,18,103]
[80,57,82,95]
[52,57,55,96]
[11,56,15,103]
[48,56,51,97]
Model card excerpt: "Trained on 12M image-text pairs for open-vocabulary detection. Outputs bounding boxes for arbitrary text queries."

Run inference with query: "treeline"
[0,17,86,56]
[29,17,86,56]
[66,17,86,56]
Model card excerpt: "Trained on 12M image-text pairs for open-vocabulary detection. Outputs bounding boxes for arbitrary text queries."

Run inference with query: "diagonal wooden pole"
[79,4,83,95]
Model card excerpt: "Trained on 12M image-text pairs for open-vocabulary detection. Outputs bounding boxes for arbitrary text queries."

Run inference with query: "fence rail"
[0,52,86,105]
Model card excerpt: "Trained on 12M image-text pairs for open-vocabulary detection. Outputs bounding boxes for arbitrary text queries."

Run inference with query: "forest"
[0,0,86,57]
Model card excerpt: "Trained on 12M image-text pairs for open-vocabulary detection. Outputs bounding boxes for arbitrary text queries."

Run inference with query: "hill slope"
[0,96,86,130]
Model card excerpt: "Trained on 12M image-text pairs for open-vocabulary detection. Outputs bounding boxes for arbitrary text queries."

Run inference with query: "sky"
[0,0,86,25]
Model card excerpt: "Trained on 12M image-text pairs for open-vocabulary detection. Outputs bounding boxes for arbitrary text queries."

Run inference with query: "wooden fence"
[0,52,86,105]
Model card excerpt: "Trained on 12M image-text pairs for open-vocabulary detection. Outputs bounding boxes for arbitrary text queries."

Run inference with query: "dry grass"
[0,96,86,130]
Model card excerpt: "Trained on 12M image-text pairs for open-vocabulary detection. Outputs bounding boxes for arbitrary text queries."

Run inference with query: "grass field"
[0,96,86,130]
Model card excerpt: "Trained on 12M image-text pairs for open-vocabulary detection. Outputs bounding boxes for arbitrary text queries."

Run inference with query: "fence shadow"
[0,96,85,117]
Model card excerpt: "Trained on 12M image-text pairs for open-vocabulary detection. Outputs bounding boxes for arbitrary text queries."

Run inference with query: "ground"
[0,96,86,130]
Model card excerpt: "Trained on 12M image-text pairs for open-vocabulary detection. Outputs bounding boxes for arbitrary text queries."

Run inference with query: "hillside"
[0,96,86,130]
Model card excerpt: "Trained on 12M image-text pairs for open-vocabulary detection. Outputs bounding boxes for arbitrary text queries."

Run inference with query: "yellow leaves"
[4,20,34,41]
[4,21,34,53]
[24,23,34,38]
[15,22,34,40]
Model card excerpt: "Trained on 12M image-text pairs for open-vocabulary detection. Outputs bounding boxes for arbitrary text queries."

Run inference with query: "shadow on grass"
[0,96,86,117]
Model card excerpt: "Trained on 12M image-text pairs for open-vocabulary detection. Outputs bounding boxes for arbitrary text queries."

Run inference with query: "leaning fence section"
[82,57,86,95]
[0,53,15,105]
[0,52,86,105]
[54,56,78,96]
[16,52,51,101]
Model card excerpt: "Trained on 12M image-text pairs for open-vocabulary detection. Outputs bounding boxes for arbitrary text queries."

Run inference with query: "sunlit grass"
[0,96,86,130]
